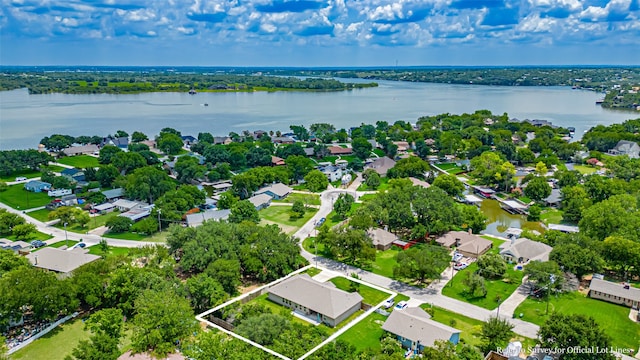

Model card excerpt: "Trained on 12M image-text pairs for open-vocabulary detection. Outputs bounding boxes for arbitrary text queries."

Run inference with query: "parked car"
[394,301,408,310]
[383,299,395,309]
[31,240,46,248]
[73,243,86,249]
[453,262,468,271]
[15,176,27,181]
[452,252,463,262]
[315,217,326,227]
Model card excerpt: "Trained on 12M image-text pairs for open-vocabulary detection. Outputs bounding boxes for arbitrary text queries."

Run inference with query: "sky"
[1,0,639,66]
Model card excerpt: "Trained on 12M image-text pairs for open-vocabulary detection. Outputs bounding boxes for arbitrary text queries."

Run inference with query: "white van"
[15,177,27,181]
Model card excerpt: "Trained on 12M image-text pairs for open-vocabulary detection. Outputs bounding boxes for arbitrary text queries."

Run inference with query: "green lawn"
[303,267,322,277]
[357,193,377,202]
[0,184,52,210]
[336,312,387,353]
[540,209,564,225]
[514,292,640,352]
[318,156,338,164]
[259,205,319,228]
[87,245,132,257]
[357,177,389,191]
[441,261,524,310]
[10,317,91,360]
[328,276,390,305]
[26,208,52,222]
[54,211,119,232]
[103,230,168,242]
[573,164,598,175]
[272,193,321,206]
[0,166,65,182]
[5,230,53,242]
[55,155,100,168]
[423,305,484,347]
[370,247,402,278]
[48,240,79,249]
[436,163,466,175]
[372,149,386,157]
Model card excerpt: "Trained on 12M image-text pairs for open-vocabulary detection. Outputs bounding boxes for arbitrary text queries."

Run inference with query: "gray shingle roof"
[366,157,396,176]
[381,307,460,347]
[367,228,398,247]
[186,209,231,227]
[589,278,640,302]
[268,274,363,319]
[248,193,272,208]
[102,188,124,199]
[26,247,100,274]
[255,183,292,198]
[499,238,552,262]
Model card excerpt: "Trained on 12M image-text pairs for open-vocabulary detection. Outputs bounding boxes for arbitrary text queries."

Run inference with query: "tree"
[69,333,120,360]
[535,161,548,176]
[40,134,73,152]
[476,253,508,279]
[527,204,541,221]
[550,243,604,279]
[579,194,640,242]
[174,156,206,183]
[524,260,563,292]
[123,166,175,204]
[362,169,381,190]
[304,170,329,192]
[246,147,272,167]
[186,273,227,313]
[285,155,313,181]
[333,193,354,219]
[423,339,457,360]
[132,288,197,357]
[0,209,24,235]
[131,131,148,142]
[351,137,372,159]
[131,218,158,235]
[105,216,133,233]
[602,236,640,279]
[393,245,450,283]
[470,151,506,186]
[229,200,259,223]
[236,313,290,346]
[480,316,514,354]
[561,186,591,223]
[387,157,429,179]
[112,151,146,175]
[463,272,487,297]
[524,176,552,202]
[289,125,309,141]
[206,258,241,294]
[156,132,183,155]
[432,174,464,197]
[11,223,36,240]
[538,313,616,360]
[460,204,487,234]
[197,132,214,144]
[217,191,238,210]
[290,200,305,219]
[96,164,120,188]
[516,147,536,165]
[98,145,122,164]
[48,207,88,227]
[0,181,7,192]
[0,249,30,276]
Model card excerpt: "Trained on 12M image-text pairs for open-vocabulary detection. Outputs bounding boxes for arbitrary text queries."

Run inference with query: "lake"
[0,80,636,150]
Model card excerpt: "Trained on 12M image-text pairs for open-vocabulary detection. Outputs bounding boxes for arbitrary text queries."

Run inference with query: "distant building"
[271,156,286,166]
[255,183,292,200]
[607,140,640,159]
[248,193,272,210]
[213,136,232,145]
[113,199,143,212]
[93,202,116,214]
[102,188,124,201]
[24,180,51,193]
[181,135,197,146]
[328,146,353,155]
[367,228,398,251]
[382,307,460,352]
[62,144,99,156]
[0,240,32,254]
[365,157,396,176]
[267,274,363,327]
[272,136,295,144]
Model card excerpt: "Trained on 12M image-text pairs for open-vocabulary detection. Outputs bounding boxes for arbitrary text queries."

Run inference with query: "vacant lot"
[0,184,51,209]
[272,193,320,206]
[56,155,100,168]
[514,292,640,352]
[87,245,131,257]
[259,205,318,229]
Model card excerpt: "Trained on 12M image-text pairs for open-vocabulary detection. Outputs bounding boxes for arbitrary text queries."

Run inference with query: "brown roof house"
[328,146,353,155]
[271,156,286,166]
[588,278,640,309]
[267,274,363,327]
[436,231,493,258]
[367,228,398,251]
[382,307,460,354]
[365,156,396,176]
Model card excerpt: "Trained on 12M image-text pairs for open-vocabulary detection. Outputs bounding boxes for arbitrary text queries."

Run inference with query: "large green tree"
[480,316,514,354]
[393,245,450,283]
[432,174,464,197]
[304,170,329,192]
[538,313,616,360]
[123,166,175,203]
[229,200,259,223]
[524,176,552,202]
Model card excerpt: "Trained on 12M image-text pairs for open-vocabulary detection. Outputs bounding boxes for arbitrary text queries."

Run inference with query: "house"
[303,147,315,157]
[61,168,86,182]
[248,193,272,210]
[93,202,116,214]
[102,136,129,149]
[140,139,157,149]
[48,188,73,197]
[320,165,343,182]
[436,231,493,258]
[26,247,100,277]
[185,209,231,227]
[255,183,292,200]
[62,144,99,156]
[272,136,295,144]
[543,188,562,208]
[367,228,398,251]
[382,307,460,352]
[210,181,232,194]
[334,159,348,169]
[253,130,267,140]
[588,278,640,308]
[499,238,552,264]
[547,224,579,233]
[213,136,232,145]
[267,274,363,327]
[365,157,396,176]
[271,156,286,166]
[0,240,32,254]
[586,158,604,167]
[393,141,410,152]
[409,177,430,188]
[102,188,124,201]
[181,135,197,146]
[119,205,152,222]
[328,146,353,155]
[112,199,143,212]
[24,180,51,193]
[59,194,78,206]
[473,186,496,198]
[607,140,640,159]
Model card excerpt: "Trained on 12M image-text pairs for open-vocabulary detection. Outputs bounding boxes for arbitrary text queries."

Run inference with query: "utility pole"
[157,209,162,233]
[64,222,68,248]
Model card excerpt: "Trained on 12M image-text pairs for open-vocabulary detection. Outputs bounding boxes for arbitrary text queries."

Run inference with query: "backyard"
[55,155,100,168]
[272,193,320,206]
[435,163,467,175]
[328,276,391,305]
[514,291,640,352]
[336,312,387,352]
[10,317,90,360]
[572,164,598,175]
[357,177,389,191]
[0,184,52,210]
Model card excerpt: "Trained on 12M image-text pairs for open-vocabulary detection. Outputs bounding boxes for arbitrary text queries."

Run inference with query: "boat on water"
[567,127,575,137]
[595,98,604,104]
[189,89,197,95]
[204,103,209,107]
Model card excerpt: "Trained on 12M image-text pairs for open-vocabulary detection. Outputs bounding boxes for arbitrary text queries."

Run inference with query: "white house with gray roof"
[588,278,640,309]
[248,193,272,210]
[607,140,640,159]
[499,238,552,264]
[186,209,231,227]
[267,274,363,327]
[382,307,460,353]
[255,183,292,200]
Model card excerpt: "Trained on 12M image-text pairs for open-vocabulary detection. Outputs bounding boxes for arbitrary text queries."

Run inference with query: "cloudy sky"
[1,0,638,66]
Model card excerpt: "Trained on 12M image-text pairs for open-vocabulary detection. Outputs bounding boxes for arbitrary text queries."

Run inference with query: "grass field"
[272,193,321,206]
[328,276,390,305]
[26,208,52,222]
[372,149,385,157]
[423,305,484,347]
[104,230,168,242]
[357,177,389,191]
[55,155,100,168]
[259,204,318,228]
[0,166,65,182]
[573,164,598,175]
[436,163,467,175]
[370,247,402,278]
[10,317,91,360]
[540,209,564,225]
[514,292,640,352]
[5,230,53,242]
[441,260,524,310]
[336,312,387,352]
[87,245,132,257]
[55,211,119,233]
[0,184,51,210]
[303,267,322,277]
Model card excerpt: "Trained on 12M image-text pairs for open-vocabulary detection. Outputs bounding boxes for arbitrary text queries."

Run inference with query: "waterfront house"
[272,136,295,144]
[607,140,640,159]
[62,144,99,156]
[588,278,640,308]
[213,136,232,145]
[436,231,492,258]
[267,274,363,327]
[547,224,579,233]
[382,307,460,352]
[499,238,552,264]
[24,180,51,193]
[543,188,562,208]
[255,183,292,200]
[181,135,197,147]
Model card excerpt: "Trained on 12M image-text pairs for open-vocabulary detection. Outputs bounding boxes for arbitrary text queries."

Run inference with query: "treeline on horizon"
[0,72,377,94]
